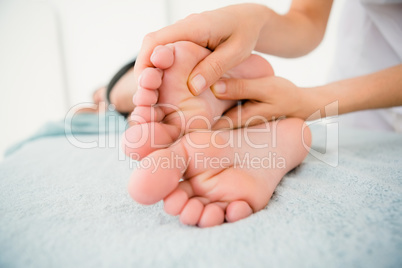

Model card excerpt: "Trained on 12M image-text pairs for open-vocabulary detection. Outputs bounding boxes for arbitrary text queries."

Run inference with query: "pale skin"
[111,63,402,129]
[123,0,339,227]
[76,54,311,227]
[134,1,333,95]
[213,62,402,129]
[83,0,400,227]
[122,41,311,227]
[134,0,402,125]
[123,41,275,159]
[123,0,402,227]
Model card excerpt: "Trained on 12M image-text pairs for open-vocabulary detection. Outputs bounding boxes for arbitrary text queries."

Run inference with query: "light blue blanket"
[0,114,401,268]
[5,111,127,157]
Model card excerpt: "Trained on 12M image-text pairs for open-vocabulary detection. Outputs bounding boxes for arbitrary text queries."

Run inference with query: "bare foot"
[128,118,311,227]
[122,41,274,160]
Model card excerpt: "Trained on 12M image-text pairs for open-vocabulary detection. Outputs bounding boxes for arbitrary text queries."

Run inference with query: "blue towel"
[5,111,127,157]
[0,116,401,267]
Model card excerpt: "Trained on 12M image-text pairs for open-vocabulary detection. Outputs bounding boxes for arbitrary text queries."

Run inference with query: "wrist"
[295,87,319,120]
[255,6,275,49]
[257,4,274,31]
[300,85,343,121]
[234,3,274,43]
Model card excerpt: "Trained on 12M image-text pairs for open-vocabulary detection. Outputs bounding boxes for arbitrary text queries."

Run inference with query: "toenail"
[191,74,206,93]
[212,81,226,94]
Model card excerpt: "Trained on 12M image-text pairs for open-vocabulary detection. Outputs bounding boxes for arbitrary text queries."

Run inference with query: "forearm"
[299,64,402,120]
[255,0,333,57]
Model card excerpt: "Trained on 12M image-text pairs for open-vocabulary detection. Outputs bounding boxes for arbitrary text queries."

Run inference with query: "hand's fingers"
[133,13,229,82]
[187,39,251,95]
[212,76,273,101]
[213,102,272,130]
[135,26,197,77]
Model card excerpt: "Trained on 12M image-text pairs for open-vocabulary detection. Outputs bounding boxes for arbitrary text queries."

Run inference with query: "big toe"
[121,122,177,160]
[128,149,184,205]
[225,201,253,223]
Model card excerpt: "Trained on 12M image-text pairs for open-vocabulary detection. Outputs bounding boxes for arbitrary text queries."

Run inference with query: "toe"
[197,203,225,228]
[151,45,175,69]
[133,87,158,106]
[225,201,253,223]
[121,123,176,160]
[128,149,186,205]
[132,106,164,123]
[180,198,204,226]
[163,187,188,216]
[138,68,163,89]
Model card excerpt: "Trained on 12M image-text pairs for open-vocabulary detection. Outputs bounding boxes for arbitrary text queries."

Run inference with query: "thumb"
[212,76,269,101]
[188,44,248,96]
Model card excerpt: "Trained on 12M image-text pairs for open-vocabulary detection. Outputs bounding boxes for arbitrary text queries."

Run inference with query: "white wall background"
[0,0,344,160]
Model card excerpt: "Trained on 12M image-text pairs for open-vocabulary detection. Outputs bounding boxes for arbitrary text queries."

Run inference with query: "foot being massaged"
[103,41,311,228]
[93,0,401,228]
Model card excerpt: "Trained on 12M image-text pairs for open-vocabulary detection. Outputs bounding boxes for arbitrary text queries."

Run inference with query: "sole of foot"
[128,118,311,227]
[122,41,274,160]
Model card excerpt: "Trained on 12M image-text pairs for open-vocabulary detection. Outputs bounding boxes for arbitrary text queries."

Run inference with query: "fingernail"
[212,81,226,94]
[191,74,206,93]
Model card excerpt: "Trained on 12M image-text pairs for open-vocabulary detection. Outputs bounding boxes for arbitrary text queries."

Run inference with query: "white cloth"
[328,0,402,132]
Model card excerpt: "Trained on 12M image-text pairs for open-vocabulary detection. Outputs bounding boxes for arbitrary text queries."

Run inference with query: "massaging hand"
[212,64,402,129]
[135,0,333,99]
[211,76,307,129]
[134,3,270,95]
